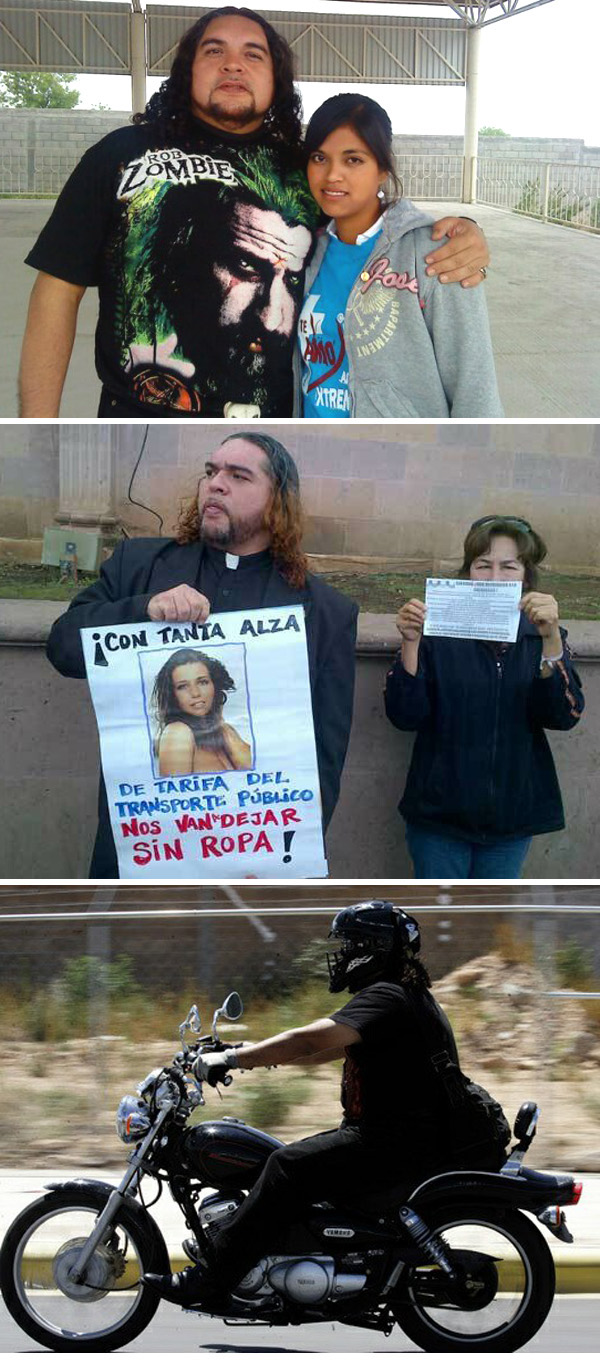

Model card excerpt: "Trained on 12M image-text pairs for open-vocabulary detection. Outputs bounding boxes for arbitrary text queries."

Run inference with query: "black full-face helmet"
[327,900,421,994]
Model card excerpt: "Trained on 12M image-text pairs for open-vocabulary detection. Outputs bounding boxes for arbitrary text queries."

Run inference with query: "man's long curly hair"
[177,432,308,589]
[133,6,303,156]
[396,954,432,990]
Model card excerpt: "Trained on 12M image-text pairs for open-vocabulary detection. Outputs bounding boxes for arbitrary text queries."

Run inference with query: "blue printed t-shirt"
[298,219,383,418]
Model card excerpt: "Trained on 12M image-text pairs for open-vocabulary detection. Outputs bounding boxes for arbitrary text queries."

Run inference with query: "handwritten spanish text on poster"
[423,579,522,642]
[82,606,327,879]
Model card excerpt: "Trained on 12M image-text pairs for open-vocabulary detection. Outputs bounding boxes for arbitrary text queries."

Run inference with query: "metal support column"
[131,5,147,115]
[463,23,481,204]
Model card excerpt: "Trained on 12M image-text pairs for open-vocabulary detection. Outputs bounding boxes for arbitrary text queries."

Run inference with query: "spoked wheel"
[0,1185,170,1352]
[393,1205,555,1352]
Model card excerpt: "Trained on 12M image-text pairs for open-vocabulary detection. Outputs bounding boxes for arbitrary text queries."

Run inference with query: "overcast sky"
[73,0,599,145]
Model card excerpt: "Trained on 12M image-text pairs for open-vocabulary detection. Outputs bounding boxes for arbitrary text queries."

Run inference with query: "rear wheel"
[393,1204,555,1352]
[0,1185,170,1352]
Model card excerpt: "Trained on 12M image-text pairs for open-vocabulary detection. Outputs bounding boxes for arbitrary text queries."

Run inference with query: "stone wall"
[0,424,60,540]
[2,423,600,574]
[0,610,598,879]
[2,107,599,194]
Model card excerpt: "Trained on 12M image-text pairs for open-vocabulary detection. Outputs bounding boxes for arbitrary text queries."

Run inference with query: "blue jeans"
[405,823,532,880]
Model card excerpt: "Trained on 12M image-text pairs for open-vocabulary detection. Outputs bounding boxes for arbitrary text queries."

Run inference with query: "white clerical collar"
[326,212,385,246]
[225,552,239,569]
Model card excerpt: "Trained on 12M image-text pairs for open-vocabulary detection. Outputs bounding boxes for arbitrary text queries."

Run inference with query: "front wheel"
[393,1204,555,1352]
[0,1184,171,1352]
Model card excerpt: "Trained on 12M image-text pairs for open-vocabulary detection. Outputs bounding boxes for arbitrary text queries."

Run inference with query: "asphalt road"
[1,1295,599,1353]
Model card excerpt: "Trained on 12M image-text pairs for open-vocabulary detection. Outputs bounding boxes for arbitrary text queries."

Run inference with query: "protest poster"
[81,606,327,879]
[423,578,522,642]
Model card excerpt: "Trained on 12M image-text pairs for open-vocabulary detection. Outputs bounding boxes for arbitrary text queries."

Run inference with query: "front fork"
[68,1106,171,1284]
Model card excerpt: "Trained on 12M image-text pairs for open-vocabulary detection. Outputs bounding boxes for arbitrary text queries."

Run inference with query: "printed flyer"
[81,605,327,879]
[423,578,522,642]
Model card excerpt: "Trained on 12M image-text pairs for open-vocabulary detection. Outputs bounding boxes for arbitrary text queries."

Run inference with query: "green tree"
[479,126,509,137]
[0,71,80,108]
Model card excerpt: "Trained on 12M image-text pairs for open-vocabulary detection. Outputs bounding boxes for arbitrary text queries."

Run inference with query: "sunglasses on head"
[470,515,533,533]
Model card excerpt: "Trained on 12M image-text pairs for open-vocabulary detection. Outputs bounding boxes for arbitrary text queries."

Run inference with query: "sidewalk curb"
[551,1251,600,1292]
[16,1252,600,1295]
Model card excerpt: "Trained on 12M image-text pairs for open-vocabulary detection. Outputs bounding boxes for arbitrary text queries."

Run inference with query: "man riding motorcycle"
[144,900,507,1307]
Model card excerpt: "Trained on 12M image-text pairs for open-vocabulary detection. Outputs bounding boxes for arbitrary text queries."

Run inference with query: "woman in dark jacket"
[384,515,584,878]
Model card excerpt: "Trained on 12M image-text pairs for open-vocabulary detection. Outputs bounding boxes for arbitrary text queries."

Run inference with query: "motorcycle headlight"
[116,1094,153,1144]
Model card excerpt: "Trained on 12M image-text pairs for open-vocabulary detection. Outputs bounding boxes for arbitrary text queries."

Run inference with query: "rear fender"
[408,1168,576,1215]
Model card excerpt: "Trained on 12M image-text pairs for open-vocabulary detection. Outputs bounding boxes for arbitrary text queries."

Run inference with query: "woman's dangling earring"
[377,184,386,200]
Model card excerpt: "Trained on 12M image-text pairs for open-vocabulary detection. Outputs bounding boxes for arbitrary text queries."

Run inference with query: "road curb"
[16,1251,600,1294]
[551,1250,600,1293]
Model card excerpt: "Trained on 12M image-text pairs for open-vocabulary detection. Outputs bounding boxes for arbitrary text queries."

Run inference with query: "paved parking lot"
[3,198,600,418]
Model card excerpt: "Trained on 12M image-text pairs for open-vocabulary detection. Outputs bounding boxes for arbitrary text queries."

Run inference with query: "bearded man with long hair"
[47,432,358,877]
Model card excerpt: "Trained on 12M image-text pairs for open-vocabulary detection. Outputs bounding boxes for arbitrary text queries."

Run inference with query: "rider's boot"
[142,1262,217,1307]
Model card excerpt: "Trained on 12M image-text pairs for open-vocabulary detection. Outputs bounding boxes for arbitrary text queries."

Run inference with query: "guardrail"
[0,147,466,201]
[2,148,600,233]
[477,157,600,232]
[0,906,598,1169]
[395,153,464,202]
[0,148,72,196]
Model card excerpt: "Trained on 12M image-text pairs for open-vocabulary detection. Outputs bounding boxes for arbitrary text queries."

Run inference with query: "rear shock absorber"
[398,1206,457,1278]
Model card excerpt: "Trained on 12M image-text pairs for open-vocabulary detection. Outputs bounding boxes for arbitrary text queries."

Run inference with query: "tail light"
[570,1181,583,1205]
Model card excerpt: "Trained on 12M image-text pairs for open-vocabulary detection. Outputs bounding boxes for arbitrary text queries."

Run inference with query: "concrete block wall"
[1,629,598,878]
[0,110,128,193]
[3,423,600,575]
[2,108,600,194]
[394,134,600,166]
[0,424,59,541]
[110,422,600,573]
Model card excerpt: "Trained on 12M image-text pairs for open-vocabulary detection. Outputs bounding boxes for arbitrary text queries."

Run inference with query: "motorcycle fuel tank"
[182,1117,283,1188]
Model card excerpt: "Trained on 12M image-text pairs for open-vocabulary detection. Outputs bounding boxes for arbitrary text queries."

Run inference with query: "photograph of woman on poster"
[151,647,252,776]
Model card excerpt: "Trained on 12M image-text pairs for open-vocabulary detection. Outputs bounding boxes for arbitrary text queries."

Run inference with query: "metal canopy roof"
[343,1,557,22]
[149,10,467,84]
[0,3,132,74]
[0,1,557,76]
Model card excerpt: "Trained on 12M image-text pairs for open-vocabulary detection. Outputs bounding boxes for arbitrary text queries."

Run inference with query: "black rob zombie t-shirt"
[331,981,460,1155]
[26,120,319,416]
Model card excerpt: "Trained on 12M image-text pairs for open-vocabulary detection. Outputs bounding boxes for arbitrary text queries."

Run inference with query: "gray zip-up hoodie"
[294,199,504,418]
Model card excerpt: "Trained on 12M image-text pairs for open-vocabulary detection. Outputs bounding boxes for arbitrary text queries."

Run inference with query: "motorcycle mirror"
[178,1004,202,1050]
[211,992,244,1039]
[223,992,244,1021]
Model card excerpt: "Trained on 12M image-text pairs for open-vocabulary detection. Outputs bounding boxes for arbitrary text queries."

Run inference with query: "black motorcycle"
[0,993,582,1353]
